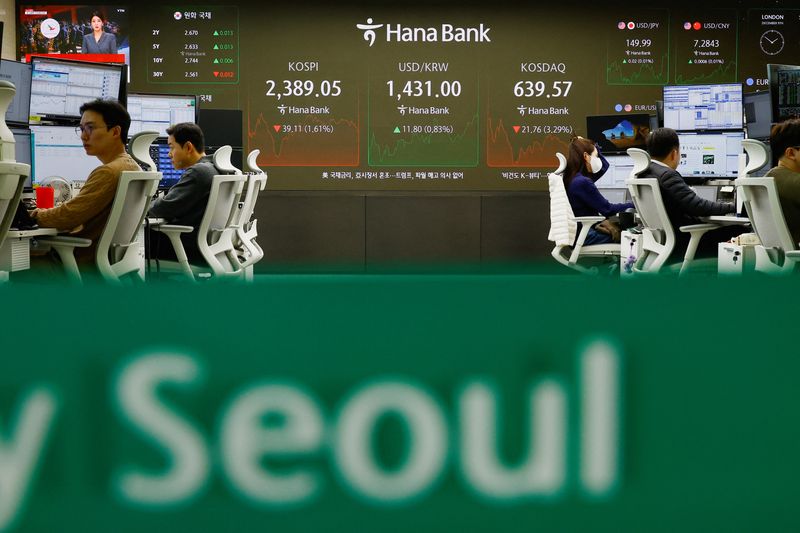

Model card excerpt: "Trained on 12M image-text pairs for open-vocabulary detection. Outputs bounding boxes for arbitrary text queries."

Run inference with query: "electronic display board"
[13,2,795,191]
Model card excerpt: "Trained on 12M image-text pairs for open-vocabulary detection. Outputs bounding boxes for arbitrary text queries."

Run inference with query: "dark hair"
[646,127,680,160]
[563,136,596,186]
[166,123,205,153]
[79,98,130,142]
[90,11,105,22]
[770,119,800,167]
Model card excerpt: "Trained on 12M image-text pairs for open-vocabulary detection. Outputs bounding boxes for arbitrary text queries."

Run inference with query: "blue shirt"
[565,154,634,218]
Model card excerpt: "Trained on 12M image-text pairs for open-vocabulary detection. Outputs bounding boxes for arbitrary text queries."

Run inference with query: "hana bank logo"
[357,18,384,47]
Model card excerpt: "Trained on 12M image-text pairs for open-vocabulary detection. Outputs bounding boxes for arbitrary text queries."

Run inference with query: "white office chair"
[212,145,242,175]
[737,140,800,274]
[149,173,248,281]
[233,149,268,279]
[128,131,160,171]
[625,148,724,276]
[548,152,620,273]
[38,171,162,283]
[0,81,33,282]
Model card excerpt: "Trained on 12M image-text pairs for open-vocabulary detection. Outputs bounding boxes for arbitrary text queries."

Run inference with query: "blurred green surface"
[0,274,797,532]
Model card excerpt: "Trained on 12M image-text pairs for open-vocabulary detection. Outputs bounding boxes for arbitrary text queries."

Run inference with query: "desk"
[1,228,58,273]
[701,215,750,226]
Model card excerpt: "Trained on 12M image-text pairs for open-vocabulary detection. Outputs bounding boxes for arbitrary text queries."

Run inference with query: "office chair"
[737,140,800,274]
[548,152,620,273]
[0,80,33,282]
[625,148,725,276]
[148,173,248,281]
[38,171,162,283]
[128,131,160,171]
[233,149,268,280]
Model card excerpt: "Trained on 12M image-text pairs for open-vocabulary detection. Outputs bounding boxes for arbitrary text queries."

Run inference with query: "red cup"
[35,186,55,209]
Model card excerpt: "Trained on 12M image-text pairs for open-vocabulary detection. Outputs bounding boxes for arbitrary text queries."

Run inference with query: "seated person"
[639,127,742,259]
[766,118,800,245]
[147,123,221,263]
[30,98,140,264]
[563,135,634,244]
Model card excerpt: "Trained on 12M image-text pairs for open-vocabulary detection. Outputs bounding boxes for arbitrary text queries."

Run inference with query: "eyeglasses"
[75,124,107,137]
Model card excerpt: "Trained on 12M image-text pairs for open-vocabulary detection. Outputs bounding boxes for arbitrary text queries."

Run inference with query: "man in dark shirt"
[766,119,800,245]
[148,123,221,263]
[638,128,742,259]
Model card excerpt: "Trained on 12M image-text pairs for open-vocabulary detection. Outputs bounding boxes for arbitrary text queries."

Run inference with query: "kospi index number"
[148,7,240,84]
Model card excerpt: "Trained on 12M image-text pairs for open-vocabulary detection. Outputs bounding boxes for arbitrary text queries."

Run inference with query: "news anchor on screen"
[81,11,117,54]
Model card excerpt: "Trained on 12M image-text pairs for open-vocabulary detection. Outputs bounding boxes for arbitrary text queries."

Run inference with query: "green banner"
[0,276,798,532]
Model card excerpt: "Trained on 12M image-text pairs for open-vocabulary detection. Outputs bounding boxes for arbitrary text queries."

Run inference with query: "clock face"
[760,29,785,56]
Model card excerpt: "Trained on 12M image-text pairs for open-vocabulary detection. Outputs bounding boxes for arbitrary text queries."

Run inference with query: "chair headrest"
[626,148,651,178]
[742,139,770,177]
[212,145,241,174]
[554,153,567,175]
[128,131,160,171]
[245,149,264,174]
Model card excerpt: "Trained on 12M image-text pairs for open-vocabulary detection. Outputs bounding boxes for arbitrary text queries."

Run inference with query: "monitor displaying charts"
[663,83,743,131]
[127,93,197,137]
[30,124,98,184]
[29,56,125,122]
[767,64,800,123]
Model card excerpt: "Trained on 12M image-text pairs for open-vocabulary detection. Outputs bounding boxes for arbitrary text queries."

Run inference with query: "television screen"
[767,64,800,123]
[17,5,129,67]
[586,114,651,155]
[0,59,32,125]
[128,93,197,138]
[29,56,125,123]
[663,83,743,131]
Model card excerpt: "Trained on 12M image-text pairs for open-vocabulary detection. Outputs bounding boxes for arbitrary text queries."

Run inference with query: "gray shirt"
[148,155,219,231]
[82,32,117,54]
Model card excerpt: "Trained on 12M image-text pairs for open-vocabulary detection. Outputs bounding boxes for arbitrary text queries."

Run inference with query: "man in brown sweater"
[30,98,141,263]
[767,119,800,246]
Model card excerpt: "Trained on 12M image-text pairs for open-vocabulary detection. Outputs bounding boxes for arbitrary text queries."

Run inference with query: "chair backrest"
[196,173,247,276]
[0,162,30,249]
[627,148,651,179]
[740,139,770,178]
[625,148,675,272]
[212,145,242,175]
[237,150,268,229]
[95,170,161,282]
[127,131,160,171]
[738,177,795,253]
[547,152,577,246]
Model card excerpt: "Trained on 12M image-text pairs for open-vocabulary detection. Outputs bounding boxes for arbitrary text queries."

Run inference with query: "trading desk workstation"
[2,4,800,281]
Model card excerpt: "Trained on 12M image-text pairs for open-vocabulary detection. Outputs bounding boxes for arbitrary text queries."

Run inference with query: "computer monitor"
[743,91,773,141]
[677,131,744,179]
[767,64,800,122]
[586,114,651,155]
[594,154,635,189]
[11,127,33,190]
[149,138,185,189]
[128,93,197,138]
[31,124,98,184]
[663,83,743,131]
[29,56,125,123]
[0,60,32,125]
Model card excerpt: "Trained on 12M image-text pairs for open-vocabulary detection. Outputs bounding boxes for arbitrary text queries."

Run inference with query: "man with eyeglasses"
[767,118,800,245]
[29,98,141,264]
